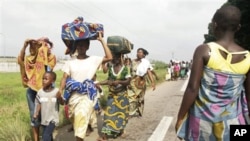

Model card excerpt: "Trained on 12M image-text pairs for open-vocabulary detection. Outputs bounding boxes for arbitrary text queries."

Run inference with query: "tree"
[204,0,250,50]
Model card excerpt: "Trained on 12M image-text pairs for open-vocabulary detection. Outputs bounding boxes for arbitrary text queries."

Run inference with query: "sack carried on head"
[107,36,133,54]
[61,16,104,55]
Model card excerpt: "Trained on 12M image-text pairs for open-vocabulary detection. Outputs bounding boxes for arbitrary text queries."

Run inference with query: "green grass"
[0,67,166,140]
[0,113,30,141]
[0,72,24,105]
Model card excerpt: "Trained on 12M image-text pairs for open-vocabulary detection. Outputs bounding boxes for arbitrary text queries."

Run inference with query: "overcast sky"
[0,0,226,62]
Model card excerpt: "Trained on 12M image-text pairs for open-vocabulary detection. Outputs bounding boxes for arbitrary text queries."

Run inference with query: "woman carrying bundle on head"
[97,52,131,141]
[59,34,112,141]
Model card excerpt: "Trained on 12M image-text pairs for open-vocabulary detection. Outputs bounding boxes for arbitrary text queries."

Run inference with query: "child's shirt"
[35,88,60,126]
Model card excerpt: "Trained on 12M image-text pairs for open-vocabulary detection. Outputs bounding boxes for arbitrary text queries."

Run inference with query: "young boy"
[33,71,64,141]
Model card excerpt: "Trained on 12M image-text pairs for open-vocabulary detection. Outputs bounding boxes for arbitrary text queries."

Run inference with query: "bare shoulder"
[234,44,248,52]
[194,44,210,56]
[192,44,211,65]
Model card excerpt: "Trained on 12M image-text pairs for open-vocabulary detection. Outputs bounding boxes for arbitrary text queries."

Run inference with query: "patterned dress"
[20,42,55,91]
[101,65,131,138]
[177,42,250,141]
[128,58,152,117]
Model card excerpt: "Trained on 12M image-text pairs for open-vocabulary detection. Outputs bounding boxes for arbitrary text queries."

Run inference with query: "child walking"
[33,71,64,141]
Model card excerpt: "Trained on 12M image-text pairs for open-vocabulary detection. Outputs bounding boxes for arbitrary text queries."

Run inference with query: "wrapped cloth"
[63,78,98,102]
[107,35,133,54]
[63,78,100,111]
[61,16,104,55]
[18,37,56,90]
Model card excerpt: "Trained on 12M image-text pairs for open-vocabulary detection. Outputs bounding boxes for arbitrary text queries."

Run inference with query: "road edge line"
[147,116,173,141]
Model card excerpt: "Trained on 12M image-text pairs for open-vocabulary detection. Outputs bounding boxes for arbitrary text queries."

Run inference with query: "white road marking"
[148,116,173,141]
[180,79,188,92]
[180,71,190,92]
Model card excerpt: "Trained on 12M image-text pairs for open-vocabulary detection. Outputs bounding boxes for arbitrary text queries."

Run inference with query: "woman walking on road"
[59,32,112,141]
[98,53,131,140]
[128,48,156,117]
[176,5,250,141]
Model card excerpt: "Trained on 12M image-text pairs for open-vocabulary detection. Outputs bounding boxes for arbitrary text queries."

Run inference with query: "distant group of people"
[165,60,192,81]
[17,4,250,141]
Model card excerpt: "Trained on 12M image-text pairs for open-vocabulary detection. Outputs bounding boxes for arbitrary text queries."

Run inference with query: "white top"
[62,56,103,82]
[136,58,153,76]
[36,88,60,126]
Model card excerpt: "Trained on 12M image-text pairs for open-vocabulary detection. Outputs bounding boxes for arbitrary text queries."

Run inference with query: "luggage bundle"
[61,16,104,55]
[107,36,133,55]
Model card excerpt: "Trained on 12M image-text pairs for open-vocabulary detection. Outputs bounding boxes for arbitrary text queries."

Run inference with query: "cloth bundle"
[63,78,98,102]
[107,36,133,55]
[63,78,99,109]
[61,16,104,55]
[18,37,55,89]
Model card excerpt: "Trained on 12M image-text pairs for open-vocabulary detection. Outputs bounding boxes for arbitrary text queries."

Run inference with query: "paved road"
[53,79,187,141]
